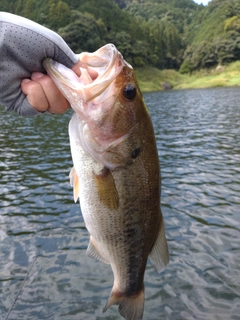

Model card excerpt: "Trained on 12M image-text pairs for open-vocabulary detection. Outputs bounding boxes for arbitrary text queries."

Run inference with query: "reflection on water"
[0,87,240,320]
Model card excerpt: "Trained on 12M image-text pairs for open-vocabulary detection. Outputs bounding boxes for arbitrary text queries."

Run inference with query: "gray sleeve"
[0,12,78,116]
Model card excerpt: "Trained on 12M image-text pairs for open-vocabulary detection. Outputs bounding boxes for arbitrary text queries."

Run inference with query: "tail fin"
[103,288,144,320]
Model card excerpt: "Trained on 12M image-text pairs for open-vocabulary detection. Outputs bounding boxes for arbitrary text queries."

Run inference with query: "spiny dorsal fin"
[86,236,110,265]
[149,214,169,273]
[69,166,80,203]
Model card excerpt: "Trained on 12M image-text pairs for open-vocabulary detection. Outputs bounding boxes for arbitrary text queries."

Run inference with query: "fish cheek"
[93,168,119,209]
[104,126,142,167]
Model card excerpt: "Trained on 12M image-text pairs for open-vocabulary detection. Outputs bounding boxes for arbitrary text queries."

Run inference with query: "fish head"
[43,44,147,169]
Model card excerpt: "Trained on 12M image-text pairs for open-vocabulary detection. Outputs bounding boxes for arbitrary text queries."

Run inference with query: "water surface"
[0,87,240,320]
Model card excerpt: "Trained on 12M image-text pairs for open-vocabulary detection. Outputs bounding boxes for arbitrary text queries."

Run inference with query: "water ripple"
[1,87,240,319]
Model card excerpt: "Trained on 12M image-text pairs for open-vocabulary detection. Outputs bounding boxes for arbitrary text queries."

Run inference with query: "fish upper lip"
[43,45,125,104]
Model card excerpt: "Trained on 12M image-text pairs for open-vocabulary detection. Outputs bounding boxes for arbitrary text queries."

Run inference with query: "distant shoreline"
[136,61,240,93]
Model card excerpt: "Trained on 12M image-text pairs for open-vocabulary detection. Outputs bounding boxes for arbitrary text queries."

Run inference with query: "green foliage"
[47,0,71,30]
[20,0,35,20]
[5,0,49,23]
[0,0,18,13]
[182,0,240,71]
[112,0,127,8]
[186,0,240,44]
[224,16,240,31]
[58,11,105,53]
[125,0,199,34]
[3,0,240,71]
[147,19,184,69]
[105,31,153,67]
[77,0,139,36]
[179,59,192,74]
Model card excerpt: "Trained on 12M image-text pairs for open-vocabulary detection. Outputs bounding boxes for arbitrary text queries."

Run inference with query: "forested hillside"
[1,0,240,72]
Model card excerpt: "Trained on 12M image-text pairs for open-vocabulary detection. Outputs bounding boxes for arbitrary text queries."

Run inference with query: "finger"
[72,61,81,76]
[21,78,49,112]
[31,72,70,114]
[72,60,98,80]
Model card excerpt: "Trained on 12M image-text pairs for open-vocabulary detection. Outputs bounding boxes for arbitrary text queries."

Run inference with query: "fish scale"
[43,43,169,320]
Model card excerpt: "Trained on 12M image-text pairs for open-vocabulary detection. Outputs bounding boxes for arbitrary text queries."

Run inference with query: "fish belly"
[69,113,167,320]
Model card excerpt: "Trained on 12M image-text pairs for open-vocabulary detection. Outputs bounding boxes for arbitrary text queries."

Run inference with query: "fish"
[43,44,169,320]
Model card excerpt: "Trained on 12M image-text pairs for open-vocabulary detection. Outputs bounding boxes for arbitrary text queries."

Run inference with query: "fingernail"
[21,78,31,83]
[31,72,45,80]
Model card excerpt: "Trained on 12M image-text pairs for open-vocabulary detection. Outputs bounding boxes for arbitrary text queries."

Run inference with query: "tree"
[47,0,71,31]
[58,11,106,53]
[224,16,240,32]
[22,0,36,21]
[179,59,192,74]
[0,0,18,13]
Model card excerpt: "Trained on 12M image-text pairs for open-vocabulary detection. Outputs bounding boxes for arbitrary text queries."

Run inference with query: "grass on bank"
[136,60,240,92]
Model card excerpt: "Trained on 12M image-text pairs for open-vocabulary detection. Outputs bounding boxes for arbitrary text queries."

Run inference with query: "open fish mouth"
[43,44,126,104]
[43,44,138,169]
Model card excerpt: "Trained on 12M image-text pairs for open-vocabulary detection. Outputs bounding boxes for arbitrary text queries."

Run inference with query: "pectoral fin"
[87,236,110,264]
[69,166,80,203]
[150,215,169,273]
[93,168,119,209]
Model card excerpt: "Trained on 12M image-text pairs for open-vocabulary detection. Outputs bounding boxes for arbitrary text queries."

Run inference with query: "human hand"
[0,12,79,116]
[21,72,71,114]
[21,61,82,114]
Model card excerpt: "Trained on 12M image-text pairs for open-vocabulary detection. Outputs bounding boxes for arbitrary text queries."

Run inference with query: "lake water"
[0,87,240,320]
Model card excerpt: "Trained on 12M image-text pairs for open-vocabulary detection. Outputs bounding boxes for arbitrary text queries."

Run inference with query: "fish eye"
[131,147,141,159]
[123,84,136,100]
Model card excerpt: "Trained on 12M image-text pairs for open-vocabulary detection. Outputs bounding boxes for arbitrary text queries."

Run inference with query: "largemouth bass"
[43,44,169,320]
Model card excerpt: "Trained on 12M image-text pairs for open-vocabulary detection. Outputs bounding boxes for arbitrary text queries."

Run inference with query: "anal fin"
[149,214,169,273]
[86,236,110,265]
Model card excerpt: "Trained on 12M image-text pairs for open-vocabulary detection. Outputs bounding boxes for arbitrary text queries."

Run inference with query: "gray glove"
[0,12,78,116]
